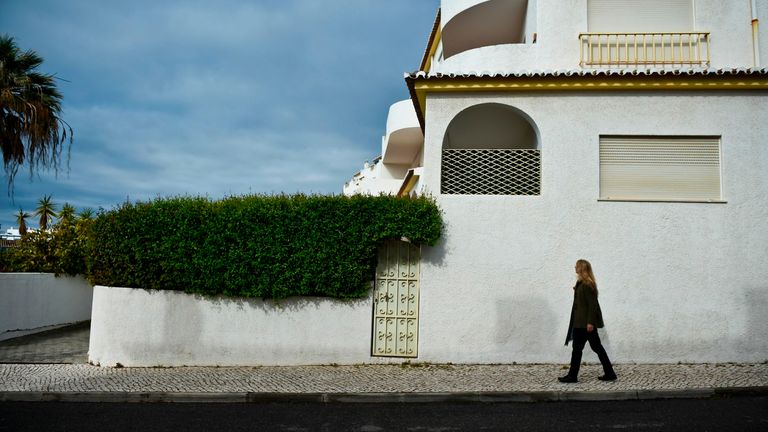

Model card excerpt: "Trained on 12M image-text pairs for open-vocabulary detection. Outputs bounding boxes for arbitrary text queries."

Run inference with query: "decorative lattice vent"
[441,149,541,195]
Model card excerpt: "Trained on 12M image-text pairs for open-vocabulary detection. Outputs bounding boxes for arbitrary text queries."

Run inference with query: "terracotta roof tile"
[406,67,768,80]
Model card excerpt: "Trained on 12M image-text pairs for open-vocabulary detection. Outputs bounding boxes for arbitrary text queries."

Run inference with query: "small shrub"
[0,214,92,276]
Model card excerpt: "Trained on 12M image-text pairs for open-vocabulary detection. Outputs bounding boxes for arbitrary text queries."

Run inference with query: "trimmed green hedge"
[89,194,442,299]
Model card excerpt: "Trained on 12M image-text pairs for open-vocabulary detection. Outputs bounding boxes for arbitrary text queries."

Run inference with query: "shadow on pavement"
[0,321,90,364]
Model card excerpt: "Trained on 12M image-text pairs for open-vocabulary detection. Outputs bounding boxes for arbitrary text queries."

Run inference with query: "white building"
[346,0,768,363]
[1,228,22,241]
[343,99,425,197]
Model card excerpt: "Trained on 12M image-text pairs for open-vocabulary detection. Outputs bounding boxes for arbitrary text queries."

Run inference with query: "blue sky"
[0,0,439,230]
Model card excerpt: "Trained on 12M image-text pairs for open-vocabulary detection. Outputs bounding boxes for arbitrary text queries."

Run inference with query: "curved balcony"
[382,100,423,165]
[441,0,489,24]
[441,0,534,60]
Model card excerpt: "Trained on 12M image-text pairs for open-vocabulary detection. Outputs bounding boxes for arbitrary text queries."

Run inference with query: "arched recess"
[441,103,541,195]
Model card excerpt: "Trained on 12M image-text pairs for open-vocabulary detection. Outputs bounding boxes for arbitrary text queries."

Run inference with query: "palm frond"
[0,34,72,195]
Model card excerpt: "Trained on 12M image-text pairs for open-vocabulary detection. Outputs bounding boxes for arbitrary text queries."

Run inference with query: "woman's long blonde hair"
[576,259,598,295]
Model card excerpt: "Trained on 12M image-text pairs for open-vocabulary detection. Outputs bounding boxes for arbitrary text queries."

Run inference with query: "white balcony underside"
[383,128,423,165]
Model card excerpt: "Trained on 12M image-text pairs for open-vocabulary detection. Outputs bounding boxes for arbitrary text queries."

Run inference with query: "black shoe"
[598,374,617,381]
[558,375,577,383]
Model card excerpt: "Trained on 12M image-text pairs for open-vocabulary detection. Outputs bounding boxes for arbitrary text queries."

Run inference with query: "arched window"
[441,103,540,195]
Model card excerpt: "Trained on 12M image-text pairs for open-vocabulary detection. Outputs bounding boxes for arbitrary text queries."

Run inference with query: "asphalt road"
[1,396,767,431]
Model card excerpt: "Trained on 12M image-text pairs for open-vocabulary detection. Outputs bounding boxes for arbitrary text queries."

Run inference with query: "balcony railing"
[0,239,18,249]
[579,32,710,68]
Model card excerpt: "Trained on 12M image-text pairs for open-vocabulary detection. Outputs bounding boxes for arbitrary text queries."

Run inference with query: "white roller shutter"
[599,136,721,201]
[588,0,694,32]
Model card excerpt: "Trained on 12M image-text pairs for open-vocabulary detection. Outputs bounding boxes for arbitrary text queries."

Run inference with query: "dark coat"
[564,281,605,345]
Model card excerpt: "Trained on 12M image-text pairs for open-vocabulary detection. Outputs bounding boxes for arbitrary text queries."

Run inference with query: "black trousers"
[568,327,615,378]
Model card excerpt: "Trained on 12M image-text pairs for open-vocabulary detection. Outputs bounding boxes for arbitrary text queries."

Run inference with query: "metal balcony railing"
[579,32,710,68]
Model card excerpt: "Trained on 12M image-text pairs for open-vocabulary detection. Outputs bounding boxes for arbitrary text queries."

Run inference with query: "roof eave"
[405,68,768,132]
[419,9,442,73]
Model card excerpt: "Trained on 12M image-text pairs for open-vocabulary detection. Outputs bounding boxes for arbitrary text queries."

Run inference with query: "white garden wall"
[88,286,379,367]
[0,273,93,341]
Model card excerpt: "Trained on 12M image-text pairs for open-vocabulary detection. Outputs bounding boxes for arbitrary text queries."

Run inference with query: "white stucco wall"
[0,273,93,341]
[413,91,768,364]
[758,0,768,67]
[88,286,387,367]
[434,0,759,73]
[695,0,754,68]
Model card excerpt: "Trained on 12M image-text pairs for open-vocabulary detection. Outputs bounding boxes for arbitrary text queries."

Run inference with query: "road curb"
[2,387,767,404]
[0,392,249,403]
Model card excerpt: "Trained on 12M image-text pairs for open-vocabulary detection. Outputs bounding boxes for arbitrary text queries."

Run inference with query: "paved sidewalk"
[1,362,766,403]
[1,323,766,403]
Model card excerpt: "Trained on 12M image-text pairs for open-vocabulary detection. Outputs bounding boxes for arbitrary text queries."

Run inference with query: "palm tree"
[58,203,76,225]
[0,34,72,191]
[34,194,57,230]
[15,209,29,235]
[77,208,94,221]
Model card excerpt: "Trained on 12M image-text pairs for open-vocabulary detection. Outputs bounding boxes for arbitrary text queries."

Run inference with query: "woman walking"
[559,259,617,383]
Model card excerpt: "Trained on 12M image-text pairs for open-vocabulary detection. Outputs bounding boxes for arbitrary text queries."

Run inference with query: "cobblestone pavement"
[0,324,766,397]
[1,363,766,394]
[0,322,90,364]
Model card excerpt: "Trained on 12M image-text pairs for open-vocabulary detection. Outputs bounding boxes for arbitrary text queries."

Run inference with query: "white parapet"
[88,286,376,367]
[0,273,93,341]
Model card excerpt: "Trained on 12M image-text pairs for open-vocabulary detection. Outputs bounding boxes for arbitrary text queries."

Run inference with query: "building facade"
[346,0,768,363]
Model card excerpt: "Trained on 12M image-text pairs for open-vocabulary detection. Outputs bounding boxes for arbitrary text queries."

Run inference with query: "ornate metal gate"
[372,238,420,357]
